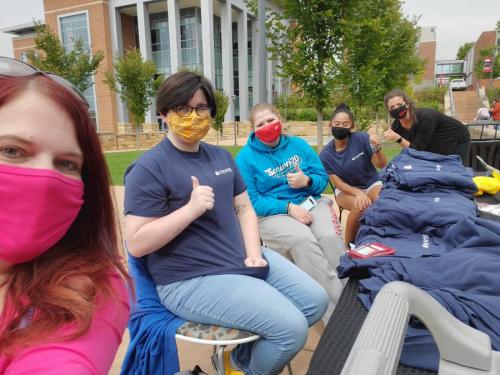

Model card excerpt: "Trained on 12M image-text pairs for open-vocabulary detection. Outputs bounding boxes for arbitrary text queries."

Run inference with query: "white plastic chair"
[341,281,499,375]
[175,322,293,374]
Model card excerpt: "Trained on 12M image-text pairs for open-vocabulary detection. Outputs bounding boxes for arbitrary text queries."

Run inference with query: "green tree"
[267,1,345,150]
[339,0,423,128]
[267,0,423,146]
[213,90,229,144]
[456,42,474,60]
[26,23,103,92]
[105,49,161,127]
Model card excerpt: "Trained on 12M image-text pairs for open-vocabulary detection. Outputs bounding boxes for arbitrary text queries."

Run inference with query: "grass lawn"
[105,143,402,190]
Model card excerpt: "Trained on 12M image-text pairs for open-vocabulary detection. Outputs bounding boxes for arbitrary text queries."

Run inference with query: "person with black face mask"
[383,89,471,164]
[319,103,387,246]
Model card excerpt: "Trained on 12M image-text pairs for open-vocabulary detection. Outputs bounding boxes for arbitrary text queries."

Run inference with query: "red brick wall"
[12,36,36,59]
[472,31,496,88]
[43,0,118,132]
[419,41,436,81]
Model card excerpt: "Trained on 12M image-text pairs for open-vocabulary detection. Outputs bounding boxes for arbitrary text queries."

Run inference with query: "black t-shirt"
[391,108,470,155]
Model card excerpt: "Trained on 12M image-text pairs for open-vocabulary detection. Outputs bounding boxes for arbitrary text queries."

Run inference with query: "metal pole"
[257,0,266,102]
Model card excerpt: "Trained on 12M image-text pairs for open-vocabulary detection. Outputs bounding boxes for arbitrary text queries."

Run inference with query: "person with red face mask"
[0,57,130,374]
[235,103,346,324]
[383,89,471,164]
[124,73,328,375]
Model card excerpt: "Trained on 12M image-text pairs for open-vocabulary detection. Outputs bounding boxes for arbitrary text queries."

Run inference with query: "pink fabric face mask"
[0,164,84,264]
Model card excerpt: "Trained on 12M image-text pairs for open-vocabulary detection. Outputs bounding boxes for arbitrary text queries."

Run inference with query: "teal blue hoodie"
[236,133,328,216]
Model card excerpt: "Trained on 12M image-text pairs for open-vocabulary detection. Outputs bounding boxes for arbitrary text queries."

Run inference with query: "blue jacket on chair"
[120,254,186,375]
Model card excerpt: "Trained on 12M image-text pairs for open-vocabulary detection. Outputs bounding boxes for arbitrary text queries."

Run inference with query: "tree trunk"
[316,107,324,153]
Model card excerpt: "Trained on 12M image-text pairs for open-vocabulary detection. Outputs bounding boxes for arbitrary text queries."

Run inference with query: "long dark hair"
[383,89,417,124]
[0,75,131,354]
[156,71,217,117]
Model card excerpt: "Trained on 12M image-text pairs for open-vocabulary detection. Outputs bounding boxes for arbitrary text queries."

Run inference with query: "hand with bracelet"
[369,133,382,153]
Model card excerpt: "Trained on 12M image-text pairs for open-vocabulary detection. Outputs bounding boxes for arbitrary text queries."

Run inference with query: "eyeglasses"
[172,105,212,118]
[0,56,89,106]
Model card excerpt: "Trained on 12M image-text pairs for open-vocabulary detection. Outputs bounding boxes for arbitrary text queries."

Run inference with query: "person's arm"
[233,191,267,267]
[329,174,371,210]
[125,176,214,257]
[368,133,387,168]
[383,127,411,149]
[5,274,129,375]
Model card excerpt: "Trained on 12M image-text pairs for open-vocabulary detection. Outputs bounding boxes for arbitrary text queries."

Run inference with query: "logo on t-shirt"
[215,167,233,176]
[352,152,364,161]
[264,155,302,177]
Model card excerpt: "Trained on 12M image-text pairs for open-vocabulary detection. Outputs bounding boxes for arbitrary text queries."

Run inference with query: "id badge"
[299,196,318,211]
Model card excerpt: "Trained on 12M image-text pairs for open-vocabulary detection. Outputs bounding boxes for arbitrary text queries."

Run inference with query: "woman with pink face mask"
[124,73,328,375]
[235,103,346,324]
[0,57,130,373]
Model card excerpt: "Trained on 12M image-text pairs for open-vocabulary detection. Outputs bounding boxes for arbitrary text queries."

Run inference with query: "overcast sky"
[0,0,498,60]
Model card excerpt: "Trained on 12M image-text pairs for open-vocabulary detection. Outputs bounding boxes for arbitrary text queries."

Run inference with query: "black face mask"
[331,127,351,140]
[389,104,408,120]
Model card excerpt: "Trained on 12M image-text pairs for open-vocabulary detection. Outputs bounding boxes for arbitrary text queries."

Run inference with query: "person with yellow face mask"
[123,71,328,375]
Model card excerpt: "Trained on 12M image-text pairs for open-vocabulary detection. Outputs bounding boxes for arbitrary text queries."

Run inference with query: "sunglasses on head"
[0,56,89,106]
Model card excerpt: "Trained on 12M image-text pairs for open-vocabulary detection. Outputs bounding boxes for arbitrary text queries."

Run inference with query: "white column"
[167,0,181,74]
[237,9,248,121]
[251,18,262,106]
[256,0,267,103]
[221,0,234,121]
[109,6,127,123]
[200,0,215,84]
[136,0,155,123]
[267,50,273,103]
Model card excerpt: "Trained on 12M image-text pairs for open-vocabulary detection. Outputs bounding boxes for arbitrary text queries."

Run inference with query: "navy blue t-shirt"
[319,132,379,189]
[124,138,269,285]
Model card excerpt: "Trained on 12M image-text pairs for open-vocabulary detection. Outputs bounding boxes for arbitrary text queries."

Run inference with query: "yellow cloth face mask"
[167,111,213,143]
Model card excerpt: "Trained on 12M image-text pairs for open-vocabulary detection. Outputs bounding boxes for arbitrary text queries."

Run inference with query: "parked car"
[450,78,467,91]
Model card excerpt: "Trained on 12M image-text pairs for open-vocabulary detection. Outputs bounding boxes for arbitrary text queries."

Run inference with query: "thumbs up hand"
[187,176,214,218]
[286,164,310,189]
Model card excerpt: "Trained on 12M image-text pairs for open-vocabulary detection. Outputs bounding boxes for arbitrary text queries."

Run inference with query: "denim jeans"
[156,248,328,375]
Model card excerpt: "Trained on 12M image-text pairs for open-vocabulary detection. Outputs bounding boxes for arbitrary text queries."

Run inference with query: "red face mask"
[0,164,84,264]
[255,120,282,144]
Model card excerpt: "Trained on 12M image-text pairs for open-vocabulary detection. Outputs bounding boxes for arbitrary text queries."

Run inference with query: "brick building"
[3,0,283,132]
[464,30,500,89]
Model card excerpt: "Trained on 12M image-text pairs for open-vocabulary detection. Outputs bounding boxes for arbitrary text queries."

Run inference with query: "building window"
[180,7,202,72]
[59,12,97,126]
[150,12,171,76]
[214,15,223,89]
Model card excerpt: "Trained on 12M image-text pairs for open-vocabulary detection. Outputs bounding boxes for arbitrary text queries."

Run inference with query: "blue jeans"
[156,248,328,375]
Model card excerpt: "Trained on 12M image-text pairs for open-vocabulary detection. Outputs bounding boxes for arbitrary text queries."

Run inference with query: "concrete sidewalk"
[109,186,331,375]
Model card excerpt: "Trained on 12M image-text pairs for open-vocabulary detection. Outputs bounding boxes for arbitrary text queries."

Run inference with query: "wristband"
[286,202,291,214]
[307,176,313,187]
[396,137,403,144]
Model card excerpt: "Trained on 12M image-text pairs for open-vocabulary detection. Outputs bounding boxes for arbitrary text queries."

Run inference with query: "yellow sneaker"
[223,351,244,375]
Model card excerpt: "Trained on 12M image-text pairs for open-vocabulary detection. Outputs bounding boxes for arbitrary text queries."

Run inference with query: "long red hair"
[0,75,131,354]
